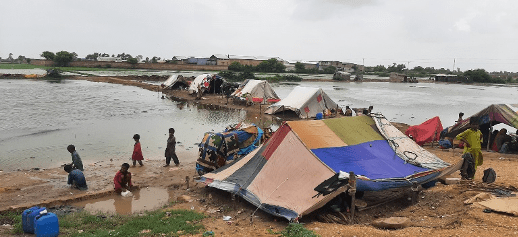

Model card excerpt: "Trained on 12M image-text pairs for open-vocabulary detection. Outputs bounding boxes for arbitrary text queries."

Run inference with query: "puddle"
[72,187,171,214]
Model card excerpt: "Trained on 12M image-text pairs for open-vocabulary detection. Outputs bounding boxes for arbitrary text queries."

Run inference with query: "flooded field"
[1,76,517,171]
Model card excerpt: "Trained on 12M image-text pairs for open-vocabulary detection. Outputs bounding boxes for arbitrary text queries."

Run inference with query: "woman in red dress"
[132,134,144,166]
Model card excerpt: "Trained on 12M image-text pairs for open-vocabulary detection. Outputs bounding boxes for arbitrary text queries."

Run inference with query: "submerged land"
[1,75,518,236]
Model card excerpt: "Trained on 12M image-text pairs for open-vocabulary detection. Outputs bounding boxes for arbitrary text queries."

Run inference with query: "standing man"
[456,117,483,179]
[164,128,180,167]
[67,145,84,171]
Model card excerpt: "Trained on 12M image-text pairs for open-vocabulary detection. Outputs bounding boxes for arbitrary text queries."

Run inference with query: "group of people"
[490,128,518,153]
[342,105,373,117]
[63,128,180,194]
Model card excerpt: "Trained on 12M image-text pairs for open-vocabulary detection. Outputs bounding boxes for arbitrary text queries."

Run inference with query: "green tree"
[127,57,138,68]
[228,61,243,71]
[372,65,386,72]
[294,62,306,73]
[463,69,491,83]
[41,51,55,60]
[255,58,286,73]
[86,53,99,61]
[387,63,406,73]
[53,51,75,66]
[322,66,336,74]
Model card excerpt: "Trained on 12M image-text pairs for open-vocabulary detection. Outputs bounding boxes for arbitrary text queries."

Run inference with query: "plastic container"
[22,206,46,234]
[316,112,323,120]
[34,212,59,237]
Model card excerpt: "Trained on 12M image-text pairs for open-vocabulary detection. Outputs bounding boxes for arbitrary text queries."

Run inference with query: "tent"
[405,116,443,146]
[196,123,264,175]
[200,114,459,220]
[444,104,518,140]
[231,79,280,104]
[188,74,226,95]
[161,75,190,90]
[264,86,339,118]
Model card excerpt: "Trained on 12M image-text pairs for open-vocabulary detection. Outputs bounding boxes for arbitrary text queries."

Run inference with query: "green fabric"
[324,116,384,145]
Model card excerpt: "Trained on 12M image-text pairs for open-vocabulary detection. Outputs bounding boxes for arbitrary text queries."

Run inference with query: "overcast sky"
[1,0,517,72]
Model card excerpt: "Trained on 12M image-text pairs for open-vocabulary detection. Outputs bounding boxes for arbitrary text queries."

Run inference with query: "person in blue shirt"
[67,145,84,171]
[64,164,88,190]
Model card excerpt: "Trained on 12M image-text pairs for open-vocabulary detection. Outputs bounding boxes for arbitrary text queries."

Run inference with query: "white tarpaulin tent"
[264,86,339,118]
[231,79,280,104]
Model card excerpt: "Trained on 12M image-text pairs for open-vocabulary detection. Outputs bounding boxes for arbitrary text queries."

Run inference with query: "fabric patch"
[304,106,310,113]
[317,94,322,102]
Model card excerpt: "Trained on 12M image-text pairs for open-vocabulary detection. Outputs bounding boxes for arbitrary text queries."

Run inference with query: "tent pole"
[486,121,493,151]
[348,171,356,223]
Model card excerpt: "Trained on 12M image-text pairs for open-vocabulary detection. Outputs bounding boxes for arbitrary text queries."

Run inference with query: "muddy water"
[72,187,172,214]
[0,79,247,171]
[2,78,517,171]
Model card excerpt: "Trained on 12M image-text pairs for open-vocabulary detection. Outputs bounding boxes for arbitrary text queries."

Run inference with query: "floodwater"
[71,187,171,215]
[0,79,248,171]
[1,76,517,171]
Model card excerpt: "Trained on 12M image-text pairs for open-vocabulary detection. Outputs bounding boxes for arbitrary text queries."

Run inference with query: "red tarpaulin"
[405,116,443,146]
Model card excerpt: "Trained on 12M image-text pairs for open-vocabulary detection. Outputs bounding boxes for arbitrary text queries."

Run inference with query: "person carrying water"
[64,164,88,190]
[164,128,180,167]
[131,134,144,167]
[67,144,84,171]
[114,163,133,194]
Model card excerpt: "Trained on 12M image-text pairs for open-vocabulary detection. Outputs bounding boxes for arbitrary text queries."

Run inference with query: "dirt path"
[2,76,518,236]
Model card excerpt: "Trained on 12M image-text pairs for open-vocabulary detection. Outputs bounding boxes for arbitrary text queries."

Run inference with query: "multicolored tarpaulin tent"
[444,104,518,138]
[264,86,339,118]
[200,114,459,220]
[405,116,443,146]
[188,74,225,94]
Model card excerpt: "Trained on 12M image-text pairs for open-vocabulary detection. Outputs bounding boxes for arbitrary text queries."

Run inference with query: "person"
[66,145,84,171]
[131,134,144,167]
[164,128,180,167]
[492,128,512,153]
[368,106,374,114]
[344,106,353,116]
[456,117,483,179]
[114,163,133,194]
[64,164,88,190]
[455,112,464,124]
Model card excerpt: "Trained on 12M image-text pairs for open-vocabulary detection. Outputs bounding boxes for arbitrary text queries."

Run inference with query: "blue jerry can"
[22,206,46,234]
[34,212,59,237]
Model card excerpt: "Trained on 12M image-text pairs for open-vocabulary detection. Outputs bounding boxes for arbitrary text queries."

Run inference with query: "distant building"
[97,57,123,62]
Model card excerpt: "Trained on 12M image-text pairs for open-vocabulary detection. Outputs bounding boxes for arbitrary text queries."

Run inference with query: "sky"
[1,0,518,72]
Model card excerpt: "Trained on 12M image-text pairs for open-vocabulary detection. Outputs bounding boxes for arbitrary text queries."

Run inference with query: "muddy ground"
[1,76,518,236]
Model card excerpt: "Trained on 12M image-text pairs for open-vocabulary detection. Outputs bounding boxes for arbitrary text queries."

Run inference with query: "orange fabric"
[247,131,335,215]
[287,120,346,149]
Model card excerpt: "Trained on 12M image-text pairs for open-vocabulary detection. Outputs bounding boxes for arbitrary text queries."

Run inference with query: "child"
[131,134,144,166]
[64,164,88,190]
[164,128,180,167]
[67,145,84,171]
[456,117,483,179]
[114,163,133,194]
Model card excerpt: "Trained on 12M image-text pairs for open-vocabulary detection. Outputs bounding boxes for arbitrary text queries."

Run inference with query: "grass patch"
[59,209,205,237]
[0,211,24,234]
[0,64,44,69]
[270,223,320,237]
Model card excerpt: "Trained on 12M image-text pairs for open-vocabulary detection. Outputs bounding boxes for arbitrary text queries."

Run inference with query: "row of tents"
[163,74,518,221]
[162,74,342,119]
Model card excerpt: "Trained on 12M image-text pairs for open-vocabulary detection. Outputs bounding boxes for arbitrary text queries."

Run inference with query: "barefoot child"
[132,134,144,166]
[64,164,88,190]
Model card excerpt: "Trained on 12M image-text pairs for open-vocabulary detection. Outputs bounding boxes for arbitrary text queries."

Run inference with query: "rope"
[250,177,289,223]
